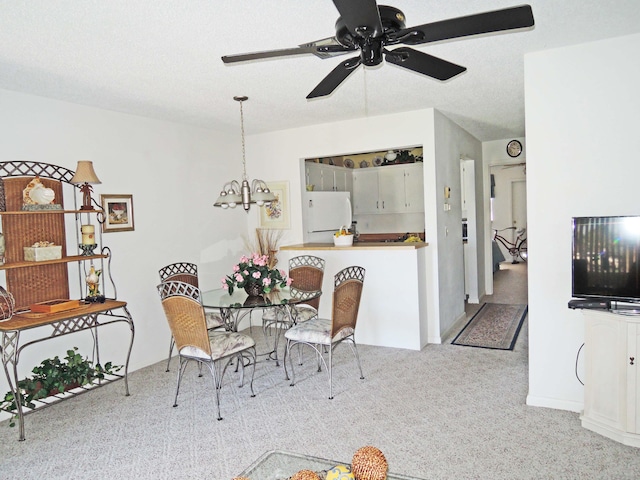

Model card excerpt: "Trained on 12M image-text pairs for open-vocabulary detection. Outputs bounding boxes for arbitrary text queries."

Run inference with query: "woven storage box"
[23,245,62,262]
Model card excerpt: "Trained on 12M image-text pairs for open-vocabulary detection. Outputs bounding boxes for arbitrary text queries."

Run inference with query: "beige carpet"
[2,262,640,479]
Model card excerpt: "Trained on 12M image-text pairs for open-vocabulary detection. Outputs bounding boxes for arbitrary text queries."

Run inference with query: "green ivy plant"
[0,347,122,427]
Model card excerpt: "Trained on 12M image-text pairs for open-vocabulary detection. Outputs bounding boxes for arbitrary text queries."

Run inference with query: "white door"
[511,180,527,243]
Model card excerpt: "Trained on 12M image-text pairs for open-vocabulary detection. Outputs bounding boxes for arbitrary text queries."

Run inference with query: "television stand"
[581,309,640,448]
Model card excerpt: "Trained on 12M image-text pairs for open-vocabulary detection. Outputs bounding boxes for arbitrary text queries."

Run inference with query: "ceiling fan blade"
[307,56,362,99]
[299,36,357,59]
[385,47,466,81]
[391,5,534,46]
[222,42,353,64]
[332,0,383,38]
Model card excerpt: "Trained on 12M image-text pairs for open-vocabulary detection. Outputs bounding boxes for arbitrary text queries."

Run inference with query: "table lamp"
[70,161,101,210]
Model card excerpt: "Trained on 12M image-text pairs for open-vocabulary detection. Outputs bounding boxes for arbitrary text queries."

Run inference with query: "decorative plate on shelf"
[373,156,383,167]
[344,158,354,169]
[359,160,369,168]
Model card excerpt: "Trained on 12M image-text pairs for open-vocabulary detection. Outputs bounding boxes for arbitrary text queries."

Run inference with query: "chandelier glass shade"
[214,96,276,211]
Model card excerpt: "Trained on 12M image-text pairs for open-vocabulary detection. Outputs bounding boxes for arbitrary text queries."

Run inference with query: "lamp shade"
[71,161,102,185]
[252,190,276,205]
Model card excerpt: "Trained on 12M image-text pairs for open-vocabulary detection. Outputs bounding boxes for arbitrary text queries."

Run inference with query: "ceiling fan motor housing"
[335,5,406,46]
[335,5,406,66]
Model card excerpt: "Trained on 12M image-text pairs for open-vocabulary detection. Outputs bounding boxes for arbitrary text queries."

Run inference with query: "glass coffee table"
[239,450,425,480]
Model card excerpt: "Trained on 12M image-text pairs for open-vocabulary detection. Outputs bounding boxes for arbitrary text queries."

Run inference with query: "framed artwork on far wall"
[259,181,290,229]
[101,194,135,232]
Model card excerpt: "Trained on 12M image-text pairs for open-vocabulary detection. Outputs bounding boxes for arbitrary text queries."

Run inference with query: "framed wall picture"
[101,194,135,232]
[259,181,290,229]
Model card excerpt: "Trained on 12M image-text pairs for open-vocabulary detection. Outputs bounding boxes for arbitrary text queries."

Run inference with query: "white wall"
[525,33,640,411]
[0,89,248,419]
[433,111,483,336]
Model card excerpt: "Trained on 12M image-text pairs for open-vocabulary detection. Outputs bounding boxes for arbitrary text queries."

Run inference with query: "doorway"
[490,164,527,261]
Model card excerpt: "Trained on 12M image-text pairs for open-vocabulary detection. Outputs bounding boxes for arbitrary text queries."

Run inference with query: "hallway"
[465,260,528,320]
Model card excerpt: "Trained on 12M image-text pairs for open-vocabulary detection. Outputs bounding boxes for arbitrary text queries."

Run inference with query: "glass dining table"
[201,286,320,365]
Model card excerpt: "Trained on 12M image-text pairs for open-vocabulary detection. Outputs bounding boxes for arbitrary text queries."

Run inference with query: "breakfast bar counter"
[280,241,433,350]
[281,241,428,251]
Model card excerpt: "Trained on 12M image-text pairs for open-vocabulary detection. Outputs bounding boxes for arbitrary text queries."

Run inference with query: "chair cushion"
[205,311,225,330]
[284,317,353,345]
[293,305,318,323]
[209,332,255,359]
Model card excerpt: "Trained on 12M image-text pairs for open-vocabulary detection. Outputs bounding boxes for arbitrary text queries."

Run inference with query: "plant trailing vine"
[0,347,122,427]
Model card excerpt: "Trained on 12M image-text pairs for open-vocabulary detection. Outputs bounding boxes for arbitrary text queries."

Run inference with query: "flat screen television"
[572,216,640,304]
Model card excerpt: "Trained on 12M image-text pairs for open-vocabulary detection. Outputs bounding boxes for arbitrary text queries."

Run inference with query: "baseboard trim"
[526,394,583,413]
[440,311,468,343]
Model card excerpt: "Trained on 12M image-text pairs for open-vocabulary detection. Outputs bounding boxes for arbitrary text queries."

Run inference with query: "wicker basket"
[351,446,388,480]
[0,286,15,322]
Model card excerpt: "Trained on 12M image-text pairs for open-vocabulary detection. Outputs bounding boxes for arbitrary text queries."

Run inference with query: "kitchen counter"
[281,242,428,251]
[278,242,433,350]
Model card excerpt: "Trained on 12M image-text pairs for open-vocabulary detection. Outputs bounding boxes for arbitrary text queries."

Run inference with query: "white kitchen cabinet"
[352,168,379,214]
[305,162,351,192]
[353,163,424,214]
[582,309,640,447]
[403,164,425,213]
[306,162,323,191]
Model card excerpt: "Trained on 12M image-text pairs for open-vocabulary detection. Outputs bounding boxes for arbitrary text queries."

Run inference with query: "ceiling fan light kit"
[222,1,534,98]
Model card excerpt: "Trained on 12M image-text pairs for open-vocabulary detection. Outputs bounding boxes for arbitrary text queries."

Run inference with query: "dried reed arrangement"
[245,228,284,268]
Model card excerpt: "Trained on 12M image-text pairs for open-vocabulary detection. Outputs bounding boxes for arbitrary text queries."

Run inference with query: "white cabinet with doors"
[352,163,424,215]
[581,309,640,447]
[352,168,379,214]
[305,162,351,192]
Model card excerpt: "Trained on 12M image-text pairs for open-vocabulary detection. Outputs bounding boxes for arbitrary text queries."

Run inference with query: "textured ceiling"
[1,1,639,141]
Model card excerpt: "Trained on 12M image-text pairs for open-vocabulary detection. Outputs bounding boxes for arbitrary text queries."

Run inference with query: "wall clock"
[507,139,523,158]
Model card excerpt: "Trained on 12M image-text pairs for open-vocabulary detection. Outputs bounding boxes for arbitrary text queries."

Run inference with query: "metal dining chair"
[262,255,325,334]
[157,281,256,420]
[283,265,365,399]
[159,262,225,371]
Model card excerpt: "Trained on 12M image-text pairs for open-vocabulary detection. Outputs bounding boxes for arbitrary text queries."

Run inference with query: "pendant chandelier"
[214,96,276,211]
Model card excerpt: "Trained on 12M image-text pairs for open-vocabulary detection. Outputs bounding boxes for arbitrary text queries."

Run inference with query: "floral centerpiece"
[222,253,292,295]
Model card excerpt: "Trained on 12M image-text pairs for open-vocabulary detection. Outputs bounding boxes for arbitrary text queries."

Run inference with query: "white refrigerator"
[303,191,352,243]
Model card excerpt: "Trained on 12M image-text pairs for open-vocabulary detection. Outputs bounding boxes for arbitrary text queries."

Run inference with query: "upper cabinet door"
[352,169,379,214]
[378,167,406,213]
[306,163,323,191]
[404,163,424,213]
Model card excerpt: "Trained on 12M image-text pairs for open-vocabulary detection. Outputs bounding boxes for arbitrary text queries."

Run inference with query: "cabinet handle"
[382,201,385,209]
[376,201,379,209]
[631,357,635,365]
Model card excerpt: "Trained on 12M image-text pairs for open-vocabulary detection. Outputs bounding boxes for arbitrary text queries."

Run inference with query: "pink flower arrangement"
[222,253,292,294]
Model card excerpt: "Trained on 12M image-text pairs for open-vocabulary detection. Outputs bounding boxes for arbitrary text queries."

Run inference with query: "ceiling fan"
[221,1,535,99]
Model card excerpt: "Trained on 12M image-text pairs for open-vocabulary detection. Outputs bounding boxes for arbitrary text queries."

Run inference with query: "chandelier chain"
[239,99,247,181]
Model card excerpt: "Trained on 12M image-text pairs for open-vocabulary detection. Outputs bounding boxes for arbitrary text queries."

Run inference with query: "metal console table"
[0,300,134,441]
